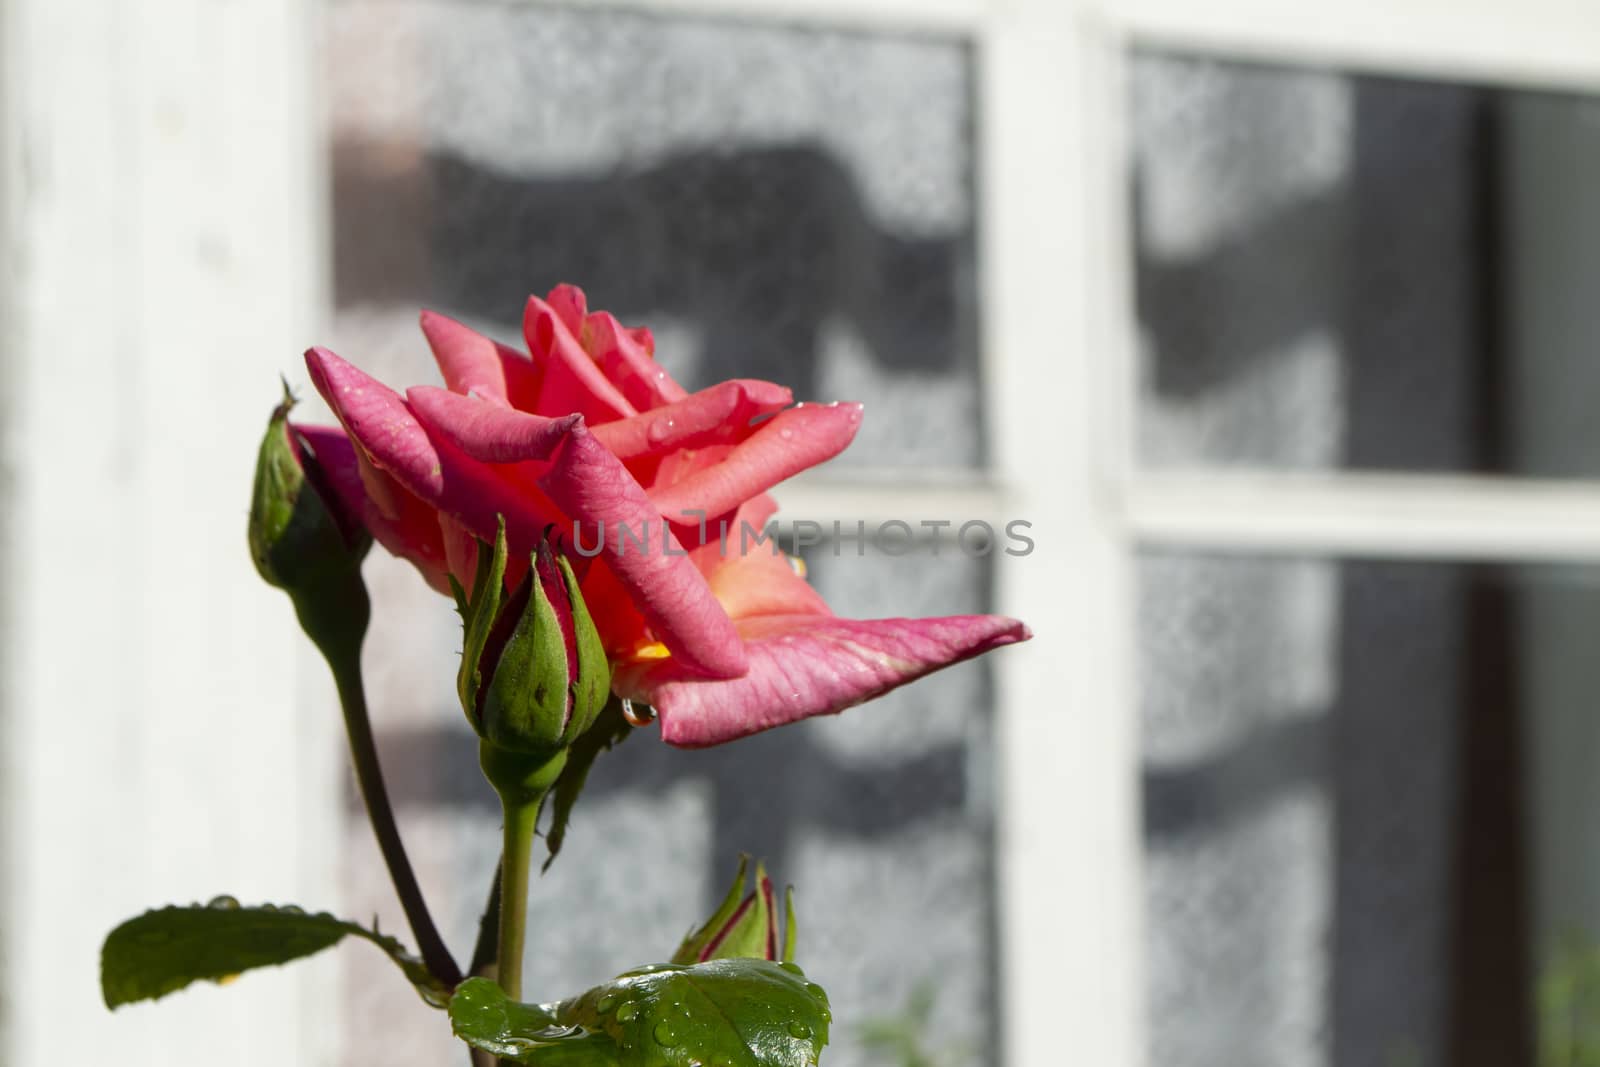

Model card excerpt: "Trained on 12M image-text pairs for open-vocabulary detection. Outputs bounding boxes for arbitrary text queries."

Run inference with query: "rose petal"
[545,283,589,336]
[590,379,793,461]
[680,495,829,618]
[524,294,635,423]
[582,309,688,410]
[649,402,864,520]
[419,310,541,408]
[407,385,749,680]
[616,614,1033,747]
[305,347,560,558]
[291,422,453,592]
[405,385,580,464]
[541,425,749,680]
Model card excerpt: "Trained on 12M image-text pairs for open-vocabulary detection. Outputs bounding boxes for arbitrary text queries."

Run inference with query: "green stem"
[323,642,463,989]
[478,741,566,1004]
[497,801,540,1002]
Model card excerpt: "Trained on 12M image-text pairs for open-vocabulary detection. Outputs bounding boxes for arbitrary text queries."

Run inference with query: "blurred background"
[3,1,1599,1066]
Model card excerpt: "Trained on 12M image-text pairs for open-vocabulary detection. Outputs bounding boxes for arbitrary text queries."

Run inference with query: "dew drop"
[779,961,804,976]
[597,994,618,1015]
[615,1001,640,1022]
[621,699,657,726]
[804,982,828,1002]
[646,417,675,445]
[653,1020,681,1048]
[788,1021,813,1040]
[207,894,240,910]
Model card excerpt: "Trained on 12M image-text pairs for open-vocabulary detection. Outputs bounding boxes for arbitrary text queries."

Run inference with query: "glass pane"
[326,0,982,472]
[1140,551,1600,1067]
[1131,52,1600,477]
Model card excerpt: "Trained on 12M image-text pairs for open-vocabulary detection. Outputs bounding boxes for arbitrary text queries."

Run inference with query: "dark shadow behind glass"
[1132,53,1600,477]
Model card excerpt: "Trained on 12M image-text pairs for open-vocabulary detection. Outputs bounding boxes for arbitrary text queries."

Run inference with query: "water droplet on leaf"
[207,894,240,910]
[653,1021,681,1048]
[616,1001,640,1022]
[804,982,828,1002]
[597,994,618,1015]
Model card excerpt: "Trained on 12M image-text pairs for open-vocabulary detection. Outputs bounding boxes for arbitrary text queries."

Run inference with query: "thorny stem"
[324,645,463,989]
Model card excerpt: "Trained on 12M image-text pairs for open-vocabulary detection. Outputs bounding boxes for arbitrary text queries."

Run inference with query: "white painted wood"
[446,0,985,33]
[982,2,1144,1064]
[1125,473,1600,562]
[0,1,337,1065]
[1099,0,1600,92]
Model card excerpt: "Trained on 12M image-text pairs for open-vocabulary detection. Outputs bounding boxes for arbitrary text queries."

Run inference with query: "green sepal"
[782,887,798,965]
[544,698,634,870]
[449,958,831,1066]
[101,899,449,1010]
[481,550,577,754]
[558,549,611,741]
[671,856,751,965]
[457,518,510,733]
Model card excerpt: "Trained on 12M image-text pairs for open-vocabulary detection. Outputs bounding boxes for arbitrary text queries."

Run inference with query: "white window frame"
[7,1,1599,1066]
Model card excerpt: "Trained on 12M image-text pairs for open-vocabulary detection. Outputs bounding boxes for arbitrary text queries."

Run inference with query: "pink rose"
[299,285,1030,746]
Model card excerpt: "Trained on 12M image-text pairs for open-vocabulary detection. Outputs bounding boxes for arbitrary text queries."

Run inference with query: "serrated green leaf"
[543,698,633,870]
[101,899,449,1009]
[450,958,831,1066]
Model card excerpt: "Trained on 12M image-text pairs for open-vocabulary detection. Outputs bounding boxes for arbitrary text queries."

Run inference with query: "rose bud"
[250,383,371,588]
[457,521,611,761]
[672,855,797,964]
[248,384,372,650]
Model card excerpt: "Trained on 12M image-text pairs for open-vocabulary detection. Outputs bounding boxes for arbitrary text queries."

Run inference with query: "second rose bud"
[456,521,612,762]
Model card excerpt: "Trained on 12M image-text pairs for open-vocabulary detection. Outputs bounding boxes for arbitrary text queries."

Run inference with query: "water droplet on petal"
[646,417,675,445]
[788,1021,813,1040]
[207,894,240,910]
[621,699,657,726]
[653,1020,681,1048]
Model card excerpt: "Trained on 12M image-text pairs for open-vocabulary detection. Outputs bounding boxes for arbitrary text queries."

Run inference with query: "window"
[8,1,1596,1066]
